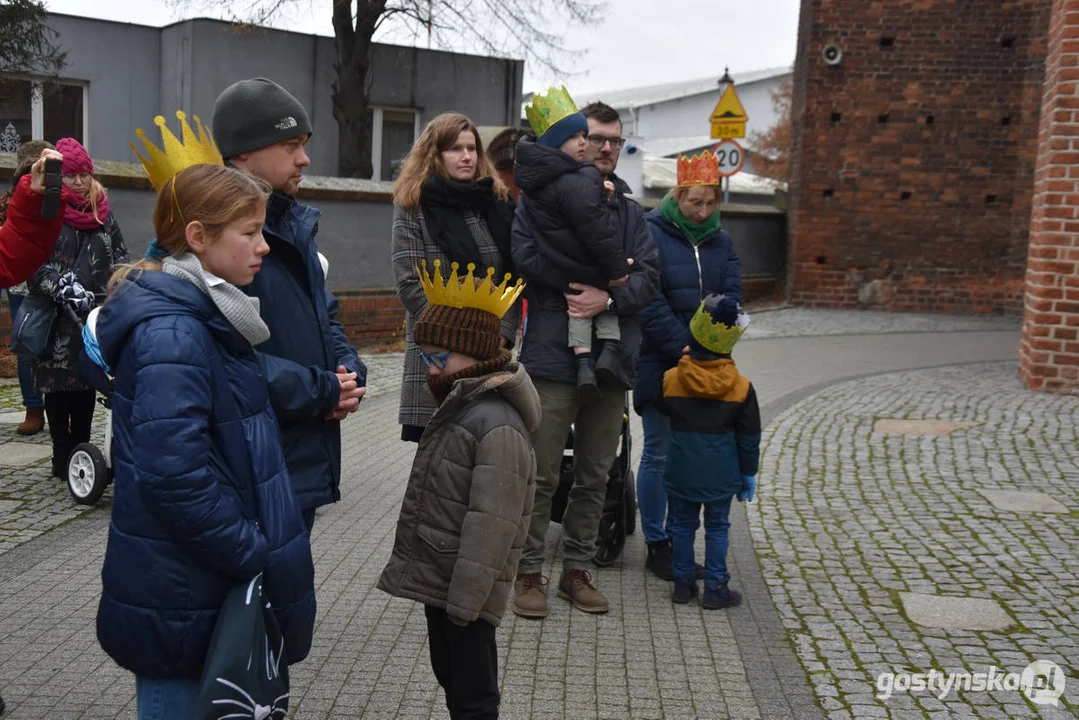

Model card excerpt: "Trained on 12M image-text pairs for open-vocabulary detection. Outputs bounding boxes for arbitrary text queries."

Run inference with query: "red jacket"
[0,175,64,288]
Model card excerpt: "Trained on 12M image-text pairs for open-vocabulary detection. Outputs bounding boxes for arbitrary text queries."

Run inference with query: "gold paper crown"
[132,111,223,191]
[677,152,721,187]
[525,86,580,138]
[417,260,525,320]
[689,300,748,355]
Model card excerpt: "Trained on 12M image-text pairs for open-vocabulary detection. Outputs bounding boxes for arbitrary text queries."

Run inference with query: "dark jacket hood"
[451,362,542,432]
[514,136,585,194]
[97,270,245,369]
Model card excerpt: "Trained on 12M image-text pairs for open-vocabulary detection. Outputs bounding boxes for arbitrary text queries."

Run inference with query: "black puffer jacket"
[512,172,661,385]
[513,137,628,289]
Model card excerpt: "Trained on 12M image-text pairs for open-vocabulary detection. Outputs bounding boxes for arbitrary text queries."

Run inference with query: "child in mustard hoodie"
[658,294,760,609]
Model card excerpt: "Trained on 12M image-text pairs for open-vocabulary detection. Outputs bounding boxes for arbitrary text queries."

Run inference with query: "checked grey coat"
[391,203,521,429]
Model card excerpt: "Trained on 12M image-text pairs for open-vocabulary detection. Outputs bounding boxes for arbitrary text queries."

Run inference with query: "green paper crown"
[689,303,748,355]
[526,86,580,138]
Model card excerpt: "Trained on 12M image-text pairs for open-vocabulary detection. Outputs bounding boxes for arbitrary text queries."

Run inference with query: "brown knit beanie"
[414,304,502,360]
[12,141,54,183]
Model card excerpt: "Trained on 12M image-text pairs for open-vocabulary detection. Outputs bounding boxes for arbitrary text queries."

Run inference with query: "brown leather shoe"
[16,407,45,436]
[557,569,609,614]
[513,572,549,619]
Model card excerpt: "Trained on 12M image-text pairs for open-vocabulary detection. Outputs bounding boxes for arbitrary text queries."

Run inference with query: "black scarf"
[420,176,514,273]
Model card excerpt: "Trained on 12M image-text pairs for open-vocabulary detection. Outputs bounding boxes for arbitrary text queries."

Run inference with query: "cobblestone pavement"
[0,313,1041,719]
[749,363,1078,719]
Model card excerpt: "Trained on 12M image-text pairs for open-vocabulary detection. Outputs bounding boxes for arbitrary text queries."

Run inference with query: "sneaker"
[701,583,742,610]
[671,578,698,604]
[645,539,674,581]
[557,569,609,614]
[513,573,549,619]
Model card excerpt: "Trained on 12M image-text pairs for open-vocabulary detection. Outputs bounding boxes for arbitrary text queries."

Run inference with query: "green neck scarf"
[661,193,721,246]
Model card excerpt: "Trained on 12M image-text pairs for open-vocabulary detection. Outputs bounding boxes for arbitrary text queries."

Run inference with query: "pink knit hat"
[56,137,93,175]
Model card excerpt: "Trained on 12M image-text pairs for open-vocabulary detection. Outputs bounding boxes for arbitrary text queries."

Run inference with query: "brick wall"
[789,0,1051,315]
[0,292,407,349]
[1019,0,1079,393]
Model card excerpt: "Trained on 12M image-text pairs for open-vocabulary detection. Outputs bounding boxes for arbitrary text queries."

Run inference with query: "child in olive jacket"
[659,294,760,610]
[379,263,539,719]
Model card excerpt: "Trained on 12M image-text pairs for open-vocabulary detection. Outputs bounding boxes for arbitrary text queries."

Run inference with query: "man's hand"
[326,366,365,420]
[565,284,609,319]
[29,149,63,195]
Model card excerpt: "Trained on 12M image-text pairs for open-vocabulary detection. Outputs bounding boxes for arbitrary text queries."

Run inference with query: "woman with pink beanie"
[25,137,128,482]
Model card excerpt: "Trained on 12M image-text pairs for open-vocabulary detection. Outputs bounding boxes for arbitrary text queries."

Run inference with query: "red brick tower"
[1019,0,1079,393]
[788,0,1051,315]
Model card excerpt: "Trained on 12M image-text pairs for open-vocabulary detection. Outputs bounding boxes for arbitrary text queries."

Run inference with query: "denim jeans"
[6,292,44,409]
[636,405,671,544]
[668,495,733,589]
[135,676,199,720]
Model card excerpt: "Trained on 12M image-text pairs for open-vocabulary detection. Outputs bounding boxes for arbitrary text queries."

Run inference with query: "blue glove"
[737,475,757,503]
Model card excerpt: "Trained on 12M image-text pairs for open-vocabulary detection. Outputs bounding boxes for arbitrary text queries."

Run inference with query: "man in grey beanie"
[213,77,367,531]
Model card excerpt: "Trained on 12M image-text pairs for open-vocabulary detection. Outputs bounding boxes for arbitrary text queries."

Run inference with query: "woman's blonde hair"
[108,164,271,291]
[392,112,507,210]
[77,178,109,225]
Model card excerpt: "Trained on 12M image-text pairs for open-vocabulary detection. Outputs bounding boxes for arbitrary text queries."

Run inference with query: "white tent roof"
[642,156,786,196]
[578,66,791,110]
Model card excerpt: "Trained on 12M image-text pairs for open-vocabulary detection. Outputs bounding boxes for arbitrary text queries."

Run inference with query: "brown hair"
[392,112,507,210]
[580,101,622,127]
[673,185,723,203]
[108,164,270,291]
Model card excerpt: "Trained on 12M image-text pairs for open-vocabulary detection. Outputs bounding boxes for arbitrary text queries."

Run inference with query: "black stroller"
[65,306,115,505]
[550,395,637,566]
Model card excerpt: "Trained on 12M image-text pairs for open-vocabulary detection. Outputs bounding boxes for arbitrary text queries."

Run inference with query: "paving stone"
[873,419,983,436]
[900,593,1014,632]
[0,442,53,466]
[976,489,1069,515]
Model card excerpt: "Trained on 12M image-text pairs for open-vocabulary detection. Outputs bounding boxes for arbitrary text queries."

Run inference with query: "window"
[370,107,419,181]
[0,74,87,152]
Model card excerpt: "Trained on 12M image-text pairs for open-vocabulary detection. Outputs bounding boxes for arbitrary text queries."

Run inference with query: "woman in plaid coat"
[391,113,520,441]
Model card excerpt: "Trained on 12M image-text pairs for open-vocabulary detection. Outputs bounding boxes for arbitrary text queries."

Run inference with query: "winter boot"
[671,578,698,604]
[557,569,609,613]
[645,539,674,581]
[596,340,632,389]
[701,582,742,610]
[513,573,549,619]
[575,353,600,404]
[16,407,45,436]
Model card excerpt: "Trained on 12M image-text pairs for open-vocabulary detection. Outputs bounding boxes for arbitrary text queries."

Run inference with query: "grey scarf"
[162,252,271,346]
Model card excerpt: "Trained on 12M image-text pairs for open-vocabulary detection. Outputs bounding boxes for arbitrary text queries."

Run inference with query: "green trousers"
[519,379,625,573]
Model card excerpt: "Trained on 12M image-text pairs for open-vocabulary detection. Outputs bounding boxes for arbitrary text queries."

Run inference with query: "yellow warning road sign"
[710,85,748,122]
[709,85,748,138]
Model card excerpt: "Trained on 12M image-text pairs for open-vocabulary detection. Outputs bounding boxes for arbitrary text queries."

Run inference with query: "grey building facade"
[0,13,524,179]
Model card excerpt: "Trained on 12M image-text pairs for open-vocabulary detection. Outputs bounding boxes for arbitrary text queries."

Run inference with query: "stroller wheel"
[67,443,109,505]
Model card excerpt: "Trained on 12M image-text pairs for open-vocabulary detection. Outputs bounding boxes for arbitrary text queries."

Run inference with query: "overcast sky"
[44,0,800,96]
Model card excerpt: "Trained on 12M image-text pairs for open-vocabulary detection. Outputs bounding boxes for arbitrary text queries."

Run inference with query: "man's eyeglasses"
[587,135,625,150]
[419,349,451,369]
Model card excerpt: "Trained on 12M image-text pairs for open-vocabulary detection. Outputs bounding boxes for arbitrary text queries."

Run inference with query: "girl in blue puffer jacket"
[93,162,316,719]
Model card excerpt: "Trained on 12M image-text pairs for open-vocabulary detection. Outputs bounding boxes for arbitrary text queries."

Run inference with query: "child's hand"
[737,476,757,503]
[603,179,615,196]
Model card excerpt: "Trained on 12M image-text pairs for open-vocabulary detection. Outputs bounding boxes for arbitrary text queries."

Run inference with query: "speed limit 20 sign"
[711,139,745,177]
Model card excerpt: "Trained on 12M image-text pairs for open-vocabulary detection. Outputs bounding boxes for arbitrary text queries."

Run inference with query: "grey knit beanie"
[212,78,313,159]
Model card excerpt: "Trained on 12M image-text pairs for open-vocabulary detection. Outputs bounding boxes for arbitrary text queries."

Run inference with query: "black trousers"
[44,389,96,478]
[424,605,500,719]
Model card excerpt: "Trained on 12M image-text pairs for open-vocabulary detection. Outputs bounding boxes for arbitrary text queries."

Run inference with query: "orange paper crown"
[677,152,720,187]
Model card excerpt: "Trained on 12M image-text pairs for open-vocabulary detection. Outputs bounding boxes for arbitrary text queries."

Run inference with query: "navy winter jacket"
[633,209,742,414]
[245,192,366,510]
[95,271,316,680]
[513,137,629,288]
[513,173,660,385]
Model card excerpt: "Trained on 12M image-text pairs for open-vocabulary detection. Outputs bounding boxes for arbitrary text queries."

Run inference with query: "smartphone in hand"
[41,158,62,220]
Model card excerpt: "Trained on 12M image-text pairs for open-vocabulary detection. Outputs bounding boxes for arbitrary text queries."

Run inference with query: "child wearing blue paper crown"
[658,293,760,609]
